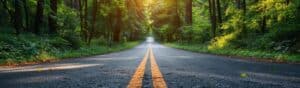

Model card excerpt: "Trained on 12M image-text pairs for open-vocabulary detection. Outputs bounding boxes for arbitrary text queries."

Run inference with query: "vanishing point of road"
[0,37,300,88]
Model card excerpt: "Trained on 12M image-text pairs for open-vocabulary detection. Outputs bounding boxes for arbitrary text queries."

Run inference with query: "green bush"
[56,5,82,49]
[270,29,300,53]
[49,37,71,49]
[62,34,82,49]
[0,34,39,61]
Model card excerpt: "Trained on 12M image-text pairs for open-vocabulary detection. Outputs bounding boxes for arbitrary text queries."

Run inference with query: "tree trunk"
[78,0,89,43]
[113,7,122,42]
[34,0,44,35]
[216,0,222,24]
[208,0,217,37]
[83,0,89,42]
[13,0,23,35]
[173,0,181,41]
[22,0,29,32]
[78,0,84,37]
[89,0,99,44]
[49,0,58,34]
[185,0,192,25]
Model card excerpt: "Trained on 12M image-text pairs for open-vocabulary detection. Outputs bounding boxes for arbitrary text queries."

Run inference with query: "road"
[0,37,300,88]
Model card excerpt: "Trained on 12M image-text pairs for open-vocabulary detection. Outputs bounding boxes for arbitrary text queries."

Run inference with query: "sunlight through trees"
[0,0,299,64]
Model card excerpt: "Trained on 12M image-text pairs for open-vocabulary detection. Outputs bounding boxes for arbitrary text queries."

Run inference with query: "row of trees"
[0,0,146,45]
[150,0,299,53]
[149,0,188,41]
[206,0,299,50]
[1,0,57,35]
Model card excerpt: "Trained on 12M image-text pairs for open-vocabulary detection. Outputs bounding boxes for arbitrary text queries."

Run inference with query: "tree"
[89,0,99,44]
[34,0,44,35]
[113,7,122,42]
[216,0,222,24]
[208,0,217,37]
[22,0,29,31]
[172,0,181,41]
[13,0,22,35]
[1,0,22,35]
[49,0,58,34]
[78,0,89,43]
[185,0,192,25]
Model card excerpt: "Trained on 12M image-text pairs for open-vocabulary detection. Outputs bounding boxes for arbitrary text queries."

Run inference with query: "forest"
[0,0,299,65]
[0,0,145,65]
[150,0,300,62]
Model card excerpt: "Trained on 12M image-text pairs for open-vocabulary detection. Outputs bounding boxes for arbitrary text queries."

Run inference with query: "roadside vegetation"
[1,0,299,65]
[0,34,139,65]
[0,0,146,65]
[165,43,300,63]
[149,0,300,62]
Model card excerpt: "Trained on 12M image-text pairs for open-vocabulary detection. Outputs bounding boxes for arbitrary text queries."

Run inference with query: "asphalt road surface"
[0,37,300,88]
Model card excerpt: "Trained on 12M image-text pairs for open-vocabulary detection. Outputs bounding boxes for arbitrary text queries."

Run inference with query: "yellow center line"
[127,45,167,88]
[150,46,167,88]
[127,48,150,88]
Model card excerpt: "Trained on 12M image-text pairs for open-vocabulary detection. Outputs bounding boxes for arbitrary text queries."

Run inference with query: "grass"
[56,42,140,59]
[0,41,140,66]
[164,43,300,63]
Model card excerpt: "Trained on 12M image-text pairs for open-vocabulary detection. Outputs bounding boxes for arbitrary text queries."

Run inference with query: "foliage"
[165,43,300,62]
[57,41,139,59]
[0,0,144,65]
[153,0,300,61]
[0,33,139,65]
[1,0,300,64]
[0,34,39,61]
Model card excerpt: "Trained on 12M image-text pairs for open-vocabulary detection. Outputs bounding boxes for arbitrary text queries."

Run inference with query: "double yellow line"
[127,46,167,88]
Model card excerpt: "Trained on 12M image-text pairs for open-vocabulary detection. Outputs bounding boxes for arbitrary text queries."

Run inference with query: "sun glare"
[145,0,154,7]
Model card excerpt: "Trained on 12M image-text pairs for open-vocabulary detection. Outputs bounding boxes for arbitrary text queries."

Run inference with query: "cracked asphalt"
[0,38,300,88]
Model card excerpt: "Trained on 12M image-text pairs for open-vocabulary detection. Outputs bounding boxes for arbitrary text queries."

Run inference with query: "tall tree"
[89,0,99,44]
[78,0,89,42]
[216,0,222,24]
[34,0,44,35]
[49,0,58,34]
[0,0,13,22]
[208,0,217,37]
[185,0,192,25]
[13,0,22,35]
[0,0,23,35]
[173,0,181,40]
[22,0,29,31]
[113,7,122,42]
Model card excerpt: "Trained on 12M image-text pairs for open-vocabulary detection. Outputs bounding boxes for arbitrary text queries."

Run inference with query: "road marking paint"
[150,47,167,88]
[127,48,150,88]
